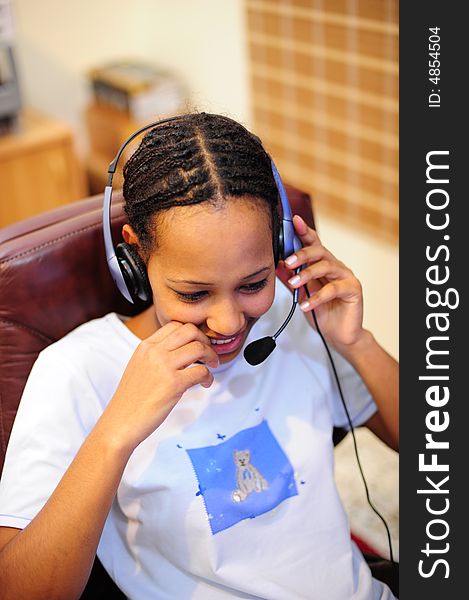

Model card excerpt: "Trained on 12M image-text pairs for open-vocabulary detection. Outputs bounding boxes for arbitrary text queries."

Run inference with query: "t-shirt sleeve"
[0,347,103,529]
[326,347,378,430]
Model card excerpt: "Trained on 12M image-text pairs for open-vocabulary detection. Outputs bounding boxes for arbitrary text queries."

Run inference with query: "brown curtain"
[245,0,398,242]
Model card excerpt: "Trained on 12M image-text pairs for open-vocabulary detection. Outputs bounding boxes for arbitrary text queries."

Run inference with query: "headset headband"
[102,115,300,303]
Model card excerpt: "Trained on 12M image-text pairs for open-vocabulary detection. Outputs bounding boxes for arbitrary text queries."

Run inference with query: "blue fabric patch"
[186,420,298,534]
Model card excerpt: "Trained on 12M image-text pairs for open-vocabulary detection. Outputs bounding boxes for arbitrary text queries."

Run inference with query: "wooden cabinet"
[0,110,87,227]
[85,101,142,194]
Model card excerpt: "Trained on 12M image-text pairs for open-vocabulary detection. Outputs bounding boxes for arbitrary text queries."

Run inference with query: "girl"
[0,113,398,599]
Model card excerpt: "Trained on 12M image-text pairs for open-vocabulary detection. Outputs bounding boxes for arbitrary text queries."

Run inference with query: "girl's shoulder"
[32,313,139,399]
[43,312,139,360]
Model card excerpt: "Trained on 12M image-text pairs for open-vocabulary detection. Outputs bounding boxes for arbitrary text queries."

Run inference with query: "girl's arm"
[277,215,399,452]
[0,423,132,600]
[334,329,399,451]
[0,321,218,599]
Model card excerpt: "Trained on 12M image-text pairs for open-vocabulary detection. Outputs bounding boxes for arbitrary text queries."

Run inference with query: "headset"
[102,116,396,568]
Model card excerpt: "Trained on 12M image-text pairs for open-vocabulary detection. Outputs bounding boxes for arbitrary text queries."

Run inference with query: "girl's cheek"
[246,288,275,318]
[158,302,207,327]
[151,286,202,325]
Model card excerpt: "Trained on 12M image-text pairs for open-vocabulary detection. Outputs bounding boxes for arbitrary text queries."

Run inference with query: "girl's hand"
[99,322,219,452]
[276,215,365,352]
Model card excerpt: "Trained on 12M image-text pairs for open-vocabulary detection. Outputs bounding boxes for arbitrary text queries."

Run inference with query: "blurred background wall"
[12,0,251,149]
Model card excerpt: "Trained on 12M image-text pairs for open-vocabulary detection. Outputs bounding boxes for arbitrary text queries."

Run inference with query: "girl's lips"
[208,330,247,355]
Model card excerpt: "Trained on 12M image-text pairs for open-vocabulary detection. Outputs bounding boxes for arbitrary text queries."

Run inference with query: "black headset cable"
[304,285,397,575]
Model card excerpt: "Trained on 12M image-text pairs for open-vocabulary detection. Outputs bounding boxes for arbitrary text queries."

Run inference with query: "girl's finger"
[292,214,321,246]
[145,321,184,343]
[275,260,295,287]
[180,364,214,390]
[284,244,334,270]
[299,279,360,312]
[287,260,352,289]
[275,261,318,305]
[171,340,220,369]
[163,322,212,352]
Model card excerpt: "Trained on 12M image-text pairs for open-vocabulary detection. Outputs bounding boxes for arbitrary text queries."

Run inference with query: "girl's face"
[143,198,276,364]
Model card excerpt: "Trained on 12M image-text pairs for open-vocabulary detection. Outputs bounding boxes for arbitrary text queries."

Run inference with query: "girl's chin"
[217,347,243,364]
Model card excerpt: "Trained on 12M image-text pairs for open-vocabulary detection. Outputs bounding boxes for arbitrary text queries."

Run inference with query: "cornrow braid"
[122,112,280,253]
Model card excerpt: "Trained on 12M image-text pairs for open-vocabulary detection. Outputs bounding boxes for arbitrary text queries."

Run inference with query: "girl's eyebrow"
[167,266,271,286]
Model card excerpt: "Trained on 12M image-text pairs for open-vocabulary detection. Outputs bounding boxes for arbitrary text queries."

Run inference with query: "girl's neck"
[124,306,159,340]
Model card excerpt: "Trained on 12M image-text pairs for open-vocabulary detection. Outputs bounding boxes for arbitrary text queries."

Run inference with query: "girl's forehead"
[148,200,274,275]
[153,198,272,247]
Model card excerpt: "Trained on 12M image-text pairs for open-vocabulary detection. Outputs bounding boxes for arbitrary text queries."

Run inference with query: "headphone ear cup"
[272,203,284,266]
[115,243,152,303]
[274,222,284,266]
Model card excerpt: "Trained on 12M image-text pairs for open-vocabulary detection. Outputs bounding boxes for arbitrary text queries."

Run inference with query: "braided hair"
[122,112,279,254]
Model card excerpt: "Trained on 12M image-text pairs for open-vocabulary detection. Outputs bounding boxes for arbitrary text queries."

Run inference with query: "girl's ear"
[122,224,140,246]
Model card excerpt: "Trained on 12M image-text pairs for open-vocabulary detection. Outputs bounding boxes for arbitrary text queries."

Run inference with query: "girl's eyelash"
[175,279,268,303]
[176,291,207,302]
[241,279,268,293]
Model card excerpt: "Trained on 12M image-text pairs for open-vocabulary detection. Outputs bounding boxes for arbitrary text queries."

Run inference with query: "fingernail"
[299,300,310,311]
[288,275,301,286]
[208,360,220,368]
[285,255,297,266]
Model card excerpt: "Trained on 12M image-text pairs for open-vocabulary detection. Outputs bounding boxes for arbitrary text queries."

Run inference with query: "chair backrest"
[0,186,314,474]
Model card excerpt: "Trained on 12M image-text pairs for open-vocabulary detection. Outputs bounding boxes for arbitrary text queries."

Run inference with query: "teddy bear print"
[231,449,269,502]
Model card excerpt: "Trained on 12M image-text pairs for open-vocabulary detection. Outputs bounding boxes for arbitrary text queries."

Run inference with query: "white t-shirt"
[0,284,395,599]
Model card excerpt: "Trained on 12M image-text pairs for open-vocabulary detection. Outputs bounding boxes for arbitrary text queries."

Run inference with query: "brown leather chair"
[0,185,316,597]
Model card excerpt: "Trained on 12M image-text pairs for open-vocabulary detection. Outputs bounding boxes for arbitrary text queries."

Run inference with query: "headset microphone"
[243,268,301,366]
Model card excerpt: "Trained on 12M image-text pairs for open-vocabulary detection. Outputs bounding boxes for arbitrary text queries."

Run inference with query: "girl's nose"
[206,298,246,336]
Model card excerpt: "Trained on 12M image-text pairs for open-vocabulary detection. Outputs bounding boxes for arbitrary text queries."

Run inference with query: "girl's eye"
[241,279,268,293]
[175,291,208,303]
[174,279,268,303]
